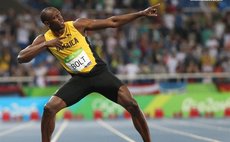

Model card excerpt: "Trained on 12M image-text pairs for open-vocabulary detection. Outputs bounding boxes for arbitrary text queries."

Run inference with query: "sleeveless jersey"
[44,21,106,75]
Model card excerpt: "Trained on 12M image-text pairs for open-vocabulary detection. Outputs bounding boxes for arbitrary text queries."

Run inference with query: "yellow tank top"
[44,21,97,74]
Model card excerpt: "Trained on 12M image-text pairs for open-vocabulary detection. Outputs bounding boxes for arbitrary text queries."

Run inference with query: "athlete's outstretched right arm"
[74,3,160,32]
[17,35,64,63]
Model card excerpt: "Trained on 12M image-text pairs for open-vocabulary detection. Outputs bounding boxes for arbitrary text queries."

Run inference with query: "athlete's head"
[40,7,65,31]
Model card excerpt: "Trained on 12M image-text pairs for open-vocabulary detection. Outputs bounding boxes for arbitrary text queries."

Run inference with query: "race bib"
[64,48,92,72]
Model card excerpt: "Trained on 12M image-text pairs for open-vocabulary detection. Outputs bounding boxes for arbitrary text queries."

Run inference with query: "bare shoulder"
[73,18,91,27]
[73,18,91,33]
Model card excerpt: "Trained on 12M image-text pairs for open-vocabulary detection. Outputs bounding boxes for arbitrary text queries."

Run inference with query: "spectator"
[0,47,11,76]
[166,52,178,74]
[0,0,230,85]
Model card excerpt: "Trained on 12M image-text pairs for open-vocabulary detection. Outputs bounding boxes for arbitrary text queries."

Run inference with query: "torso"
[44,21,106,76]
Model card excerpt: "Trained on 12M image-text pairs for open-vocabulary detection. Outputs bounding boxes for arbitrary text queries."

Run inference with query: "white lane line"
[151,124,222,142]
[196,119,230,126]
[0,122,34,137]
[165,120,230,132]
[97,119,136,142]
[51,120,69,142]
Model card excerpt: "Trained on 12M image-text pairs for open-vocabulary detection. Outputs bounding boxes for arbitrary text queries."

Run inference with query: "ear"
[44,21,50,27]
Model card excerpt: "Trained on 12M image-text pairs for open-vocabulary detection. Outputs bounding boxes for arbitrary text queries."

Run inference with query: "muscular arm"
[17,35,47,63]
[74,3,160,32]
[17,35,64,63]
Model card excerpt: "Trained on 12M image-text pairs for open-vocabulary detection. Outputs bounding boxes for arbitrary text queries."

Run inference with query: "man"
[17,3,160,142]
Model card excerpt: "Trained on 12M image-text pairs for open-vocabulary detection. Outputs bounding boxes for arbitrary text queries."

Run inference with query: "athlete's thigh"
[93,70,124,103]
[55,76,91,107]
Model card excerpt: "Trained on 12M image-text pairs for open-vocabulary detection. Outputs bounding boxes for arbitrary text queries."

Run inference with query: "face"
[45,9,65,31]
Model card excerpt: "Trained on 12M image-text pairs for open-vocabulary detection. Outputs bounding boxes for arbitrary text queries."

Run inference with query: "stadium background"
[0,0,230,121]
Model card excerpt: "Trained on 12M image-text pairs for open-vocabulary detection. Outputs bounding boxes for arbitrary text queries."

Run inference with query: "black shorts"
[54,68,124,107]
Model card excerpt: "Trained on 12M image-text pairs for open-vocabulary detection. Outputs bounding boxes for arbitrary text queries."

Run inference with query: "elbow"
[110,23,119,28]
[17,45,35,63]
[108,17,120,28]
[108,21,119,28]
[17,53,29,64]
[17,54,24,64]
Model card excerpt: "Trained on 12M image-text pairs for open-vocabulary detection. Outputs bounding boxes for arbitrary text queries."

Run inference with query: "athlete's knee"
[43,103,58,116]
[43,97,66,116]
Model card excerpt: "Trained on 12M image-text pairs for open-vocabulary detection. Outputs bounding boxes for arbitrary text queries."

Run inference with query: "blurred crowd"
[0,0,230,86]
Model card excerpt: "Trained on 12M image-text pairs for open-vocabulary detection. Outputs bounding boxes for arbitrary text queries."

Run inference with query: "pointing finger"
[152,3,160,8]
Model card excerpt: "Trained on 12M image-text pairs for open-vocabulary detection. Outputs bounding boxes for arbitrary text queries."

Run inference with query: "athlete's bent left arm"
[74,3,160,31]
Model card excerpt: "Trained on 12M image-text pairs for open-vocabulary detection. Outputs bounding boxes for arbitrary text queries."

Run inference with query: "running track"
[0,118,229,142]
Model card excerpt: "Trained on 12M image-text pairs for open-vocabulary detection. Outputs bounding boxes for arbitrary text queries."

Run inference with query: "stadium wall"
[1,83,230,121]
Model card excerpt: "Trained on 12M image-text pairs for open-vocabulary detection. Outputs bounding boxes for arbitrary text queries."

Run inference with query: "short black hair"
[40,7,58,23]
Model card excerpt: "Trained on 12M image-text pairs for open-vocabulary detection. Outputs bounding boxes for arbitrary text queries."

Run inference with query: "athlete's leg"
[91,69,151,142]
[117,85,151,142]
[41,96,67,142]
[41,75,91,142]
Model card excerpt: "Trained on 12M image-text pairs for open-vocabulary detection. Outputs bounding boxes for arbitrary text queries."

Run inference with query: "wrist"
[138,11,145,17]
[42,41,47,48]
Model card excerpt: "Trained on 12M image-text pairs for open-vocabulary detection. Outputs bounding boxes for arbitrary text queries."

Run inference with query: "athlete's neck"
[51,27,65,37]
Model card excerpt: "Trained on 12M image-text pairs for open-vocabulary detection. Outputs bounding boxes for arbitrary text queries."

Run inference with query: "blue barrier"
[159,82,187,94]
[0,97,49,121]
